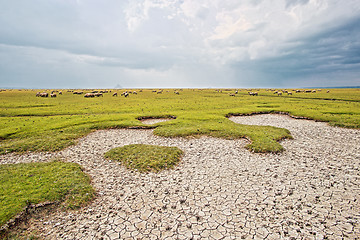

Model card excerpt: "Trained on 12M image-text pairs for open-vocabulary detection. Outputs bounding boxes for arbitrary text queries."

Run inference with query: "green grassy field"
[0,88,359,235]
[0,88,359,154]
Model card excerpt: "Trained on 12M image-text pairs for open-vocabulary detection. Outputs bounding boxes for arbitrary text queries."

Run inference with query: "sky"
[0,0,360,89]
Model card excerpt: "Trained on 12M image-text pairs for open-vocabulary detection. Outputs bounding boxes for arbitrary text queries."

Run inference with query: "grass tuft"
[104,144,183,172]
[0,161,95,228]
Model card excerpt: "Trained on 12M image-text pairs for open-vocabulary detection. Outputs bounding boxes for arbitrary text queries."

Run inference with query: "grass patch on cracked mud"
[0,161,95,228]
[104,144,183,173]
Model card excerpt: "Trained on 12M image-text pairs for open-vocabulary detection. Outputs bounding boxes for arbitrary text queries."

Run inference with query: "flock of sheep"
[34,88,330,98]
[225,88,330,97]
[34,89,183,98]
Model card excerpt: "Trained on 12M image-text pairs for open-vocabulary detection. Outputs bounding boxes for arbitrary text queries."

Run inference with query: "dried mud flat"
[1,114,360,239]
[140,118,173,125]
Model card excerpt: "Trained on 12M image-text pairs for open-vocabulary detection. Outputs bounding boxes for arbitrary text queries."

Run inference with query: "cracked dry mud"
[1,114,360,239]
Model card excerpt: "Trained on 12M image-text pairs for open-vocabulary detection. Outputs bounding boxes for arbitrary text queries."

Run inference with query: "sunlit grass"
[0,161,95,227]
[104,144,183,172]
[0,88,359,154]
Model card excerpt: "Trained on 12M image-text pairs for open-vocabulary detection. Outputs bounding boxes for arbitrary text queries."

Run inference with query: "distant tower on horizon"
[114,83,122,89]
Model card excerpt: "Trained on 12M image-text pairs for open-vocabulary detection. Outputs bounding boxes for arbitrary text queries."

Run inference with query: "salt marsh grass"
[0,88,359,154]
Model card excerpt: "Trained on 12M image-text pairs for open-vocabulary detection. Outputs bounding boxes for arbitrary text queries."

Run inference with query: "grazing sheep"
[73,91,84,95]
[59,91,62,95]
[305,90,312,93]
[229,93,235,96]
[312,90,316,93]
[112,92,118,96]
[277,92,282,96]
[133,91,137,95]
[36,92,41,97]
[174,91,179,95]
[40,92,49,97]
[121,91,129,97]
[50,93,57,98]
[287,92,293,95]
[84,93,95,98]
[327,90,330,93]
[94,93,103,97]
[248,92,258,96]
[235,90,238,94]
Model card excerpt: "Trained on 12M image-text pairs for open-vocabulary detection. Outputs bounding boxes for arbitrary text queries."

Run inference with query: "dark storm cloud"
[231,16,360,87]
[0,0,359,88]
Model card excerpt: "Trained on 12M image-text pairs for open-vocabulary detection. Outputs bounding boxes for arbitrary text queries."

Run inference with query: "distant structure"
[114,83,122,89]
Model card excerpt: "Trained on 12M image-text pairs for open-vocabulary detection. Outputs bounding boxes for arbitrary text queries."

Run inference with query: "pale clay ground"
[140,118,173,125]
[1,114,360,240]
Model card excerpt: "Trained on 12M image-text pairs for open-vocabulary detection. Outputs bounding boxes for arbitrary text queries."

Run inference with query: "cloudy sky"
[0,0,359,88]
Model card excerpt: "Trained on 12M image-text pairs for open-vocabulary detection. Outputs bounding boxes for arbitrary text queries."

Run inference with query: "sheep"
[277,92,282,96]
[312,90,316,93]
[94,93,103,97]
[327,90,330,93]
[59,91,62,95]
[36,92,41,97]
[50,93,57,98]
[248,92,258,96]
[84,93,95,98]
[133,91,137,95]
[174,91,179,95]
[287,92,293,95]
[40,92,49,97]
[112,92,118,97]
[229,93,235,97]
